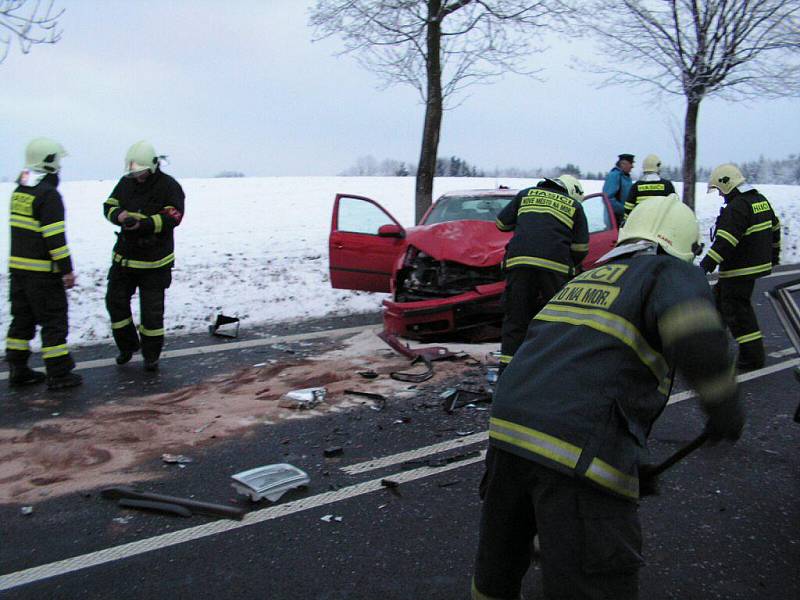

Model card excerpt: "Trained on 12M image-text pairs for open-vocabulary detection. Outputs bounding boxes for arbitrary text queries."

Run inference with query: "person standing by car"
[473,195,744,600]
[495,174,588,374]
[700,163,780,371]
[6,138,82,389]
[623,154,675,222]
[603,153,635,225]
[103,141,184,371]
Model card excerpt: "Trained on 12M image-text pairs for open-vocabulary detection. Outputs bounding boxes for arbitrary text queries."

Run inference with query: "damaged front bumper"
[382,281,505,339]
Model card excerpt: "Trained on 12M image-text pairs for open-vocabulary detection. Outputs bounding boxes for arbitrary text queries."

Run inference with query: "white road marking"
[769,347,797,358]
[0,451,486,592]
[763,268,800,279]
[0,324,377,381]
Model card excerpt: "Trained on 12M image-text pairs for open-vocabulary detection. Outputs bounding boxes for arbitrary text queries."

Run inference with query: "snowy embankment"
[0,176,797,348]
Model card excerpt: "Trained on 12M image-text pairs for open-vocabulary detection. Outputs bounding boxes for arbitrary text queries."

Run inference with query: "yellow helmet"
[707,163,745,195]
[642,154,661,173]
[617,194,701,262]
[124,140,159,177]
[554,174,584,202]
[25,138,68,173]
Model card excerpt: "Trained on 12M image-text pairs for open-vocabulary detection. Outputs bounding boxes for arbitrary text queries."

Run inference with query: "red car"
[329,188,619,340]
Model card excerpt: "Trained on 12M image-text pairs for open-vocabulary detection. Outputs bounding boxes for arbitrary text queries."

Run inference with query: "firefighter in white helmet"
[701,164,781,371]
[473,194,744,600]
[623,153,675,222]
[102,141,185,371]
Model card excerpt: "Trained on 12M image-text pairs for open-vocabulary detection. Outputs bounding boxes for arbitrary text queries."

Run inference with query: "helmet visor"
[125,160,151,178]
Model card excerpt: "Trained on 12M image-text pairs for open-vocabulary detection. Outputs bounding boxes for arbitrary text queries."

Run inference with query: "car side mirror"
[378,224,405,238]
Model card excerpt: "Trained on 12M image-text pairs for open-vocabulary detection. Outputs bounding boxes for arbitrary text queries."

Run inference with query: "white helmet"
[544,174,584,202]
[642,154,661,173]
[617,194,701,262]
[707,163,745,196]
[124,140,159,177]
[25,138,68,173]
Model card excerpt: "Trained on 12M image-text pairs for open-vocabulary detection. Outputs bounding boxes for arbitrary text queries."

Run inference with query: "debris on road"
[343,389,387,411]
[117,498,192,518]
[320,514,343,523]
[441,387,492,413]
[208,313,240,338]
[324,446,344,458]
[390,355,434,383]
[230,463,310,502]
[357,370,379,379]
[278,387,326,409]
[102,485,246,520]
[161,453,194,464]
[20,506,34,516]
[378,330,458,361]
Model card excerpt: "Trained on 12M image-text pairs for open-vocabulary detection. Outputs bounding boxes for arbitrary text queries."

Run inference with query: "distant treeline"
[339,154,800,185]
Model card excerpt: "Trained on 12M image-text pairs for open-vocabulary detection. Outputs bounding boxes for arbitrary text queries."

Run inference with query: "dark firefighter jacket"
[495,183,589,276]
[489,251,736,501]
[623,174,675,220]
[699,186,780,279]
[103,169,185,270]
[9,172,73,276]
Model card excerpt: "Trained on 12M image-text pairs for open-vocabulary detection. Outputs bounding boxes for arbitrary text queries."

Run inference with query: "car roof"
[436,188,520,199]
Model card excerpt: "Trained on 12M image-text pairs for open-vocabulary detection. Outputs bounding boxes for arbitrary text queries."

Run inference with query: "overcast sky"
[2,0,799,182]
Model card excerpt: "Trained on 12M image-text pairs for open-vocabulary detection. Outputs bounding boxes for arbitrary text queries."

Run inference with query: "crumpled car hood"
[406,221,510,267]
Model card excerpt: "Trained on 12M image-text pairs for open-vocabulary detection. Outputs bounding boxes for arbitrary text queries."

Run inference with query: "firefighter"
[6,138,82,389]
[623,153,675,222]
[473,195,744,600]
[700,164,780,371]
[603,153,635,225]
[495,174,589,374]
[103,141,184,371]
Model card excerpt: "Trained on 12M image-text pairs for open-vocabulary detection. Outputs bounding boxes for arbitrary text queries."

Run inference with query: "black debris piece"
[324,446,344,458]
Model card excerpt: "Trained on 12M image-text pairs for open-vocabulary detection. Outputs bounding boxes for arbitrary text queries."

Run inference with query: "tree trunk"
[415,0,443,224]
[681,98,701,211]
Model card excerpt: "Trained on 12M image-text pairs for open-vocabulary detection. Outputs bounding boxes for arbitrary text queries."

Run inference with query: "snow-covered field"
[0,176,797,349]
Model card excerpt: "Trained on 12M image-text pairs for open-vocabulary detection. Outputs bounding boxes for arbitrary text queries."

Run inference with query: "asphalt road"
[1,267,798,600]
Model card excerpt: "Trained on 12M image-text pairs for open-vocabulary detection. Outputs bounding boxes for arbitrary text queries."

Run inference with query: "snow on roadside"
[0,176,797,349]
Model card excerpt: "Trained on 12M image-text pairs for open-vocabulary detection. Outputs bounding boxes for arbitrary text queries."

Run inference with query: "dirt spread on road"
[0,331,493,504]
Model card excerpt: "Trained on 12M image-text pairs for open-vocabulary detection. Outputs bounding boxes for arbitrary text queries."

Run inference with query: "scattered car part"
[639,431,710,496]
[344,389,387,410]
[279,387,326,409]
[767,277,800,423]
[117,498,192,518]
[230,463,310,502]
[441,387,492,413]
[101,486,246,520]
[161,453,193,464]
[378,330,457,361]
[390,355,434,383]
[357,370,379,379]
[324,446,344,458]
[209,313,240,338]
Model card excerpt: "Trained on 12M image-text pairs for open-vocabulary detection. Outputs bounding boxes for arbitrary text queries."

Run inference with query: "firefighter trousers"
[106,266,172,363]
[473,447,642,600]
[499,268,567,373]
[715,277,764,368]
[5,273,74,376]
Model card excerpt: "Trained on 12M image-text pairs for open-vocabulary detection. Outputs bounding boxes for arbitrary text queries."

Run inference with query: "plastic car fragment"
[230,463,310,502]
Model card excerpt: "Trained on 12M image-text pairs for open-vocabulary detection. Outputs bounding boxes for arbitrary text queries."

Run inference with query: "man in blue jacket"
[603,153,635,225]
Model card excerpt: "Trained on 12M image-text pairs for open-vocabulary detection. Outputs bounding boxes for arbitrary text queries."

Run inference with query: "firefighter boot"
[9,365,46,387]
[47,371,83,390]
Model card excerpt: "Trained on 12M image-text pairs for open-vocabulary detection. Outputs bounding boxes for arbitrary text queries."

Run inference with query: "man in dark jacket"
[701,163,780,371]
[603,153,634,225]
[6,138,82,389]
[103,141,184,371]
[473,195,744,600]
[623,153,675,222]
[494,174,588,374]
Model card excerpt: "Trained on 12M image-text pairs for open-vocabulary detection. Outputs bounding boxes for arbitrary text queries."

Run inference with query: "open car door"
[582,192,619,268]
[329,194,407,293]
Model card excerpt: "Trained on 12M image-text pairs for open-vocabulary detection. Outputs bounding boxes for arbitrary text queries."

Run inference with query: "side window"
[583,195,612,234]
[337,197,394,234]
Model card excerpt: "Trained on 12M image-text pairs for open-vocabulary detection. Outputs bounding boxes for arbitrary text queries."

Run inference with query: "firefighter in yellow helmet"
[494,174,589,374]
[623,153,675,222]
[6,138,83,389]
[701,164,781,371]
[103,141,185,371]
[473,195,744,600]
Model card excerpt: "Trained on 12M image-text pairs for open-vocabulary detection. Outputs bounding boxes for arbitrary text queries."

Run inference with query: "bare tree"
[574,0,800,209]
[0,0,63,64]
[310,0,566,222]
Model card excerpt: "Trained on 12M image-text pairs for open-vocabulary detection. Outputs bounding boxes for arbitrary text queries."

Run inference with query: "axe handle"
[646,431,710,479]
[102,486,245,520]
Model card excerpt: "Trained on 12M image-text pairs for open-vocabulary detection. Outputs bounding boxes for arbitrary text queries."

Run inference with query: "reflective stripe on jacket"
[489,254,734,501]
[623,174,675,219]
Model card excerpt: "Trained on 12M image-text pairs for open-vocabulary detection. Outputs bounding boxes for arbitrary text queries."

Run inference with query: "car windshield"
[423,194,514,225]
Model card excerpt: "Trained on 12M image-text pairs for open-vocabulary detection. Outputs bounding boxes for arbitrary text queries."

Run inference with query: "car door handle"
[334,243,344,249]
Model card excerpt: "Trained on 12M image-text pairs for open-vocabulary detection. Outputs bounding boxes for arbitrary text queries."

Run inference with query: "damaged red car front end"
[329,189,618,340]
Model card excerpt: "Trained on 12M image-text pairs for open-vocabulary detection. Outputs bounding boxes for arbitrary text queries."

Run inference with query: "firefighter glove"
[122,216,139,230]
[703,391,745,442]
